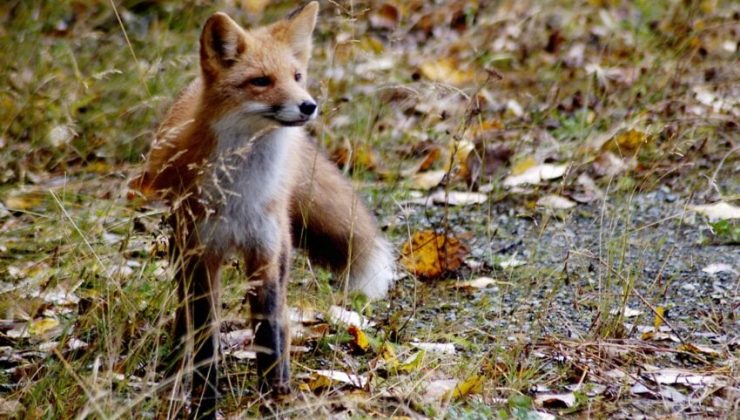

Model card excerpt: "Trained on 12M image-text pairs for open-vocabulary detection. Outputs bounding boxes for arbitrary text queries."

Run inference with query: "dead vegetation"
[0,0,738,418]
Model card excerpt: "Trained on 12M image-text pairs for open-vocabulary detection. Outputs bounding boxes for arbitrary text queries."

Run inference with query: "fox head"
[200,2,319,127]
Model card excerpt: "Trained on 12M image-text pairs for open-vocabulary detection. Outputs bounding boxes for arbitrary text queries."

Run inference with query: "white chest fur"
[197,114,300,256]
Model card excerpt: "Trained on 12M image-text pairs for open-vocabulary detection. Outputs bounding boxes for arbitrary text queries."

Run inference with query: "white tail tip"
[349,238,395,300]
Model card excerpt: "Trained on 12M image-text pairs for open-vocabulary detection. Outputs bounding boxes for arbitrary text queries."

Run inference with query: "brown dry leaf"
[348,324,370,352]
[463,143,513,187]
[400,146,442,177]
[420,58,474,86]
[401,230,469,279]
[369,3,400,29]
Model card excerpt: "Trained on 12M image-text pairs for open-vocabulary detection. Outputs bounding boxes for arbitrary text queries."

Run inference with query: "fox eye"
[294,72,302,82]
[247,76,272,87]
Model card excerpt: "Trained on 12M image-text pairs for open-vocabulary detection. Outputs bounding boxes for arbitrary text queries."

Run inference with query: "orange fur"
[130,3,394,412]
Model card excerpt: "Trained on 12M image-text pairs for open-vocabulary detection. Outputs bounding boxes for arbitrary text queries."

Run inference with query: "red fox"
[129,2,394,414]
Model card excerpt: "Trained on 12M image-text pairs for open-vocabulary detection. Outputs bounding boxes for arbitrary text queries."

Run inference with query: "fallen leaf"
[568,173,604,203]
[498,256,526,269]
[677,343,722,357]
[48,124,77,147]
[423,375,483,401]
[231,350,257,360]
[312,370,368,388]
[401,230,469,279]
[610,306,643,318]
[463,142,513,187]
[537,194,576,209]
[420,58,474,85]
[29,318,60,337]
[3,191,45,211]
[653,306,665,331]
[451,375,484,399]
[592,151,634,178]
[534,392,576,408]
[701,263,738,275]
[424,379,458,401]
[641,331,680,342]
[67,338,88,350]
[221,329,254,348]
[690,202,740,220]
[331,143,378,172]
[601,129,649,156]
[348,325,370,352]
[29,286,80,306]
[410,342,456,354]
[0,397,21,416]
[503,163,568,187]
[450,276,498,290]
[428,190,488,206]
[399,350,425,372]
[642,366,728,388]
[411,169,447,190]
[400,146,442,177]
[328,306,374,329]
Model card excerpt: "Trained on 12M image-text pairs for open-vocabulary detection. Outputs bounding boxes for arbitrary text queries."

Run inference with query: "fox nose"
[299,101,317,116]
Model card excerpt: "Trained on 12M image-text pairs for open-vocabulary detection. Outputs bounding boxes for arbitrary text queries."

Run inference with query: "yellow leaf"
[348,324,370,352]
[653,306,665,331]
[420,58,474,86]
[677,343,721,357]
[380,342,395,360]
[511,157,537,176]
[85,161,111,174]
[445,140,474,172]
[305,374,333,391]
[4,192,44,210]
[29,318,60,336]
[450,375,484,399]
[602,129,649,156]
[401,230,469,279]
[399,350,425,372]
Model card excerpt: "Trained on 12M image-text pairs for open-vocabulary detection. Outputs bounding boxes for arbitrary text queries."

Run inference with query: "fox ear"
[200,12,247,79]
[275,1,318,64]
